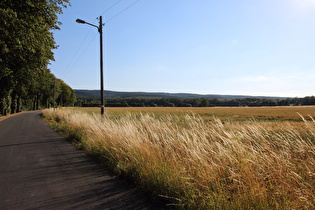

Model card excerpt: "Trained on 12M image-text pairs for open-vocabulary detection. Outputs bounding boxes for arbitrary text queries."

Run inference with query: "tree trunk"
[11,94,17,114]
[36,93,40,110]
[17,95,22,113]
[33,95,37,110]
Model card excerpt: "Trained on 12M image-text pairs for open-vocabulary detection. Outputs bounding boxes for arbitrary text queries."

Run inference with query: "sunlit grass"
[73,106,315,121]
[43,107,315,209]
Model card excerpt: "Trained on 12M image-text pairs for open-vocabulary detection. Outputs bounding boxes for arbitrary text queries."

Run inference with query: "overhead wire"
[100,0,124,16]
[59,0,121,78]
[62,33,98,78]
[105,0,141,23]
[59,27,93,77]
[60,0,142,80]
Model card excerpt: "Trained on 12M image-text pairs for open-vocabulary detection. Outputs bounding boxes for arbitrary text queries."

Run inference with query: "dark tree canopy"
[0,0,75,115]
[77,95,315,108]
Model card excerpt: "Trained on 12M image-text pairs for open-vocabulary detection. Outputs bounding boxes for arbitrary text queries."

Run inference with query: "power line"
[59,0,124,78]
[59,27,93,77]
[60,0,142,79]
[62,33,98,78]
[105,0,141,23]
[100,0,124,16]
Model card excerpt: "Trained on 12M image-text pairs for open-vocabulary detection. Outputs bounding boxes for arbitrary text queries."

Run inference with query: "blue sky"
[50,0,315,97]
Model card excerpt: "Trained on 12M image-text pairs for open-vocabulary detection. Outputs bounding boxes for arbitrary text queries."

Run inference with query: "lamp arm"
[85,22,99,29]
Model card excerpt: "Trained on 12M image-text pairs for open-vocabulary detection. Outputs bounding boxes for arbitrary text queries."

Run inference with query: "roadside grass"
[43,108,315,209]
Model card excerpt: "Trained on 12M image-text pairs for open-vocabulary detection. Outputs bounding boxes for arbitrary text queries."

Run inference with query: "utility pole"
[53,79,56,110]
[76,16,105,116]
[99,16,104,115]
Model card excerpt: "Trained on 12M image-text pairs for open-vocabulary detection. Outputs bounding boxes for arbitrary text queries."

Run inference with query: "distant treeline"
[75,96,315,107]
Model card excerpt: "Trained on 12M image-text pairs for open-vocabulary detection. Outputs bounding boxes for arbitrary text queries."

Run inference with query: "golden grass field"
[43,106,315,209]
[76,106,315,121]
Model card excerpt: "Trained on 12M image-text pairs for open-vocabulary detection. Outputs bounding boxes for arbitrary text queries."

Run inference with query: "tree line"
[0,0,76,116]
[76,96,315,108]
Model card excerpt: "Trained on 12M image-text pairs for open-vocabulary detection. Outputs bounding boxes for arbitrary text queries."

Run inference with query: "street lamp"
[76,16,105,115]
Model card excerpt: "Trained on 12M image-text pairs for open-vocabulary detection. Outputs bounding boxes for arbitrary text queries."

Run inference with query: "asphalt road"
[0,111,165,209]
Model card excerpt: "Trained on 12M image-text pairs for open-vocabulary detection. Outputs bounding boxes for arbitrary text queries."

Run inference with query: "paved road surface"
[0,111,165,209]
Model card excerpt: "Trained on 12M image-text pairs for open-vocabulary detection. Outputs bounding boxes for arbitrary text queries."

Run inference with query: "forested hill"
[75,90,286,100]
[0,0,75,116]
[74,90,315,107]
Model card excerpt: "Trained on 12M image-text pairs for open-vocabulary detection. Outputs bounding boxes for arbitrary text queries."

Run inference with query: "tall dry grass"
[43,108,315,209]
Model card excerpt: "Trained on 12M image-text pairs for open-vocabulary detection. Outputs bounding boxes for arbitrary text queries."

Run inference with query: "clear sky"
[50,0,315,97]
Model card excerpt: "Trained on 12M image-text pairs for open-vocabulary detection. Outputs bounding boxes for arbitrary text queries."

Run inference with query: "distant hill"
[74,90,288,100]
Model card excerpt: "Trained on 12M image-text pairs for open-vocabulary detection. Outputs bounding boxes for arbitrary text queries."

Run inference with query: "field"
[43,106,315,209]
[76,106,315,121]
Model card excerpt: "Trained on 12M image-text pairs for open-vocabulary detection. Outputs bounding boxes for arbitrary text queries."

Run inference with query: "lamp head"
[76,19,86,24]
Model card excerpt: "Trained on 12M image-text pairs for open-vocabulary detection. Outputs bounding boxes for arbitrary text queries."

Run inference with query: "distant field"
[74,106,315,121]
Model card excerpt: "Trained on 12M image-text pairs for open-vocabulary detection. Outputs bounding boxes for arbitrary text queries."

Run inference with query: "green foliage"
[0,0,74,115]
[199,98,209,107]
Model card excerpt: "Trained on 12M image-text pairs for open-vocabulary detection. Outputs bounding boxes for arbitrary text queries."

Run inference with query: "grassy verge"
[42,108,315,209]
